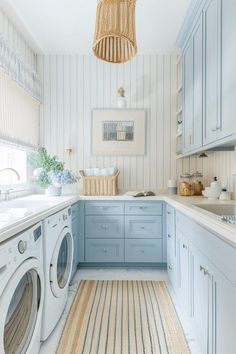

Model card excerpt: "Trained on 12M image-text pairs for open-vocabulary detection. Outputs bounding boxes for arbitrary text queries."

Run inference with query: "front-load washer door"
[50,226,73,298]
[0,259,44,354]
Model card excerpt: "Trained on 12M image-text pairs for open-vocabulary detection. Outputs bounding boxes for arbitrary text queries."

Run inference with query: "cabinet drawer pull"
[168,265,173,270]
[200,265,205,272]
[182,244,188,249]
[103,248,108,253]
[200,265,211,277]
[168,234,172,238]
[140,249,145,253]
[211,128,217,132]
[141,226,145,230]
[167,211,171,215]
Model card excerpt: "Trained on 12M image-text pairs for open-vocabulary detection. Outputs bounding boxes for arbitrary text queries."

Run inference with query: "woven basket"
[80,170,120,196]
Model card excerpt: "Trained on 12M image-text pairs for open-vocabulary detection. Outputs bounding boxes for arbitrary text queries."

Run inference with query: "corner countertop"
[0,193,236,248]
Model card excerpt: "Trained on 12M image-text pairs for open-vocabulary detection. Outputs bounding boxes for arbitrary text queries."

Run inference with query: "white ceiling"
[1,0,191,54]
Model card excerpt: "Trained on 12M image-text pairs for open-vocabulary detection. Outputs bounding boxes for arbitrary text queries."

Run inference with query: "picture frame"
[92,109,146,155]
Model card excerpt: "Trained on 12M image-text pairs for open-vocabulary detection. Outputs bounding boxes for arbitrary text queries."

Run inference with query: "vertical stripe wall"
[0,9,37,70]
[38,54,178,193]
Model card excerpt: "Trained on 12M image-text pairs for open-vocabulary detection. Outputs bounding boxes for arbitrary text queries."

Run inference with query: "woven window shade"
[93,0,137,63]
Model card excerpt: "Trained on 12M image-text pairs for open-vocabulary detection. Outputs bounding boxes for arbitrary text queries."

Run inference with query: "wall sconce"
[66,148,72,156]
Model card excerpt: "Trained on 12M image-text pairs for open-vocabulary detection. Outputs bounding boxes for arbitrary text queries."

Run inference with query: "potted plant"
[28,147,78,196]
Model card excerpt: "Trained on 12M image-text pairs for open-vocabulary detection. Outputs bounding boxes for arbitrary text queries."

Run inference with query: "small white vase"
[117,96,127,108]
[45,186,62,196]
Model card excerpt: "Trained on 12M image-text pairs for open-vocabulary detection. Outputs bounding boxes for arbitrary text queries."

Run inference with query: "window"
[0,144,28,186]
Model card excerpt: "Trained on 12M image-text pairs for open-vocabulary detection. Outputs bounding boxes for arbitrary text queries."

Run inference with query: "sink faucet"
[0,169,20,201]
[0,168,20,180]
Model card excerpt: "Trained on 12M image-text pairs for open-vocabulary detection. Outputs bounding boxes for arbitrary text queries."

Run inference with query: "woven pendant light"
[93,0,137,64]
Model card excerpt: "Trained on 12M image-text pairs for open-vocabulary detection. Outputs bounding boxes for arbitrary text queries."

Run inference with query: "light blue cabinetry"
[80,200,164,265]
[174,210,236,354]
[183,14,203,153]
[221,0,236,137]
[70,202,80,281]
[177,0,236,154]
[166,205,177,288]
[203,0,222,145]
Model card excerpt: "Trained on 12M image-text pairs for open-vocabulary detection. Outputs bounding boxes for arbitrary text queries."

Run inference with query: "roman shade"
[0,67,40,148]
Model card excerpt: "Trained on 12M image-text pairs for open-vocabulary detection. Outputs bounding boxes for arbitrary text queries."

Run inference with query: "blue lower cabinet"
[85,216,124,238]
[125,216,162,238]
[85,239,124,262]
[125,239,163,263]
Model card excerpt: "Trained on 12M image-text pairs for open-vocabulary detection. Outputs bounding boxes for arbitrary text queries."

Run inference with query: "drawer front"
[85,216,124,238]
[85,239,124,262]
[85,202,124,215]
[125,202,162,215]
[125,239,163,263]
[125,216,163,239]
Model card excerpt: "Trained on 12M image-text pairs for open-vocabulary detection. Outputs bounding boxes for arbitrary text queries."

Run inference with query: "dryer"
[41,207,73,341]
[0,222,44,354]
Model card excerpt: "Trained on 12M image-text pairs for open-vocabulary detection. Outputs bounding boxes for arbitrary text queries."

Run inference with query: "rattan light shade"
[93,0,137,64]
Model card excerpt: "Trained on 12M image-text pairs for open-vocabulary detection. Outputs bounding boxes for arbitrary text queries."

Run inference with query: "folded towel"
[84,167,117,177]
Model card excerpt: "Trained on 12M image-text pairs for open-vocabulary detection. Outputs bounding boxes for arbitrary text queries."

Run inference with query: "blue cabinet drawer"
[85,239,124,262]
[85,216,124,238]
[125,202,162,215]
[125,216,163,238]
[125,239,163,263]
[85,202,124,215]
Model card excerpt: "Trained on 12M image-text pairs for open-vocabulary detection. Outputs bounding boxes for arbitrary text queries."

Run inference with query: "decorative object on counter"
[202,177,221,199]
[167,179,177,195]
[179,173,194,196]
[125,190,156,197]
[65,148,72,155]
[93,0,137,64]
[28,147,79,196]
[92,109,146,155]
[117,87,127,108]
[80,169,120,196]
[192,171,204,196]
[219,189,231,201]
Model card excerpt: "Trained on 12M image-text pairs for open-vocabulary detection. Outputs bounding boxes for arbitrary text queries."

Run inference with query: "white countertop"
[0,193,236,247]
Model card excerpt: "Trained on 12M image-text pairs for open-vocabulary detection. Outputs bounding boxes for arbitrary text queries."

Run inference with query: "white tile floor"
[39,268,202,354]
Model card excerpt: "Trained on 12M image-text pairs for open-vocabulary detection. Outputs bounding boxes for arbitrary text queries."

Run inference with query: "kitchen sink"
[193,204,236,216]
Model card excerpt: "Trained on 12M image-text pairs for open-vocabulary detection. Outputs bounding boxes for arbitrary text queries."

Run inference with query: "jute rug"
[57,280,190,354]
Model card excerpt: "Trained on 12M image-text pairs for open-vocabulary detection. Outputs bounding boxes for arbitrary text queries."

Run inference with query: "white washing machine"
[0,222,44,354]
[41,207,73,341]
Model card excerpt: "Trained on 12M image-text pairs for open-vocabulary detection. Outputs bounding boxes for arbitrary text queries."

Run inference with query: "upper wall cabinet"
[177,0,236,155]
[203,0,221,145]
[183,14,203,153]
[221,0,236,137]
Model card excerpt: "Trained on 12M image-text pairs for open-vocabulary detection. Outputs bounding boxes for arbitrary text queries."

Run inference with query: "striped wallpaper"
[38,54,236,196]
[38,54,178,193]
[0,8,37,71]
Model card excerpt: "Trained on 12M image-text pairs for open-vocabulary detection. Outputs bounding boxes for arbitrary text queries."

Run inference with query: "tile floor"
[39,268,202,354]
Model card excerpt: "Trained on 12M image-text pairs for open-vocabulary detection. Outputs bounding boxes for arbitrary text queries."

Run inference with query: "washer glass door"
[4,269,41,354]
[50,227,73,297]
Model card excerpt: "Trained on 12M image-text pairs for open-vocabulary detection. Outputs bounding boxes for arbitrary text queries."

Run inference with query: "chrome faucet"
[0,168,20,201]
[0,168,20,180]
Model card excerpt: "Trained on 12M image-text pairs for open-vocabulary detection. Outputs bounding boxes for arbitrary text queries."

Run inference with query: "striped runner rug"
[57,280,190,354]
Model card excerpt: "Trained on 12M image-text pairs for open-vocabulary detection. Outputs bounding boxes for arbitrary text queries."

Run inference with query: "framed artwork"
[92,109,146,155]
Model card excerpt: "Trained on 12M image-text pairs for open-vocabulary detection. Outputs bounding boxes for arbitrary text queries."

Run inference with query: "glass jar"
[179,173,194,196]
[192,171,203,196]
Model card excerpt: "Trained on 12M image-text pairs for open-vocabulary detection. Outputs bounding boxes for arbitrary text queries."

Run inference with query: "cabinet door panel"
[203,0,220,144]
[211,265,236,354]
[192,15,203,149]
[125,216,162,239]
[190,244,209,354]
[183,40,193,152]
[176,229,189,312]
[85,216,124,238]
[221,0,236,137]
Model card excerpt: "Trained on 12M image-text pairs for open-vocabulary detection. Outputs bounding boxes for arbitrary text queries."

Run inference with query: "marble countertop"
[0,193,236,247]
